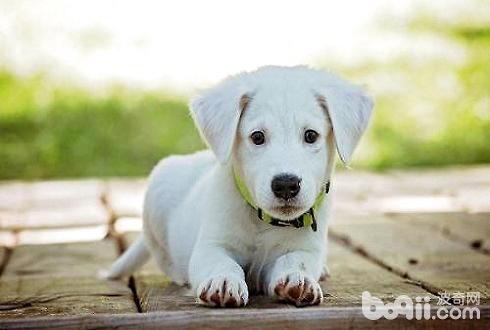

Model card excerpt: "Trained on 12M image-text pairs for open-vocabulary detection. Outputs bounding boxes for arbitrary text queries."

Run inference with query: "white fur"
[107,66,373,307]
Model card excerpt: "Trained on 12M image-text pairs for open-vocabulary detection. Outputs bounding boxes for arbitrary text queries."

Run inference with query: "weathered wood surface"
[330,217,490,302]
[0,180,108,231]
[332,166,490,216]
[388,167,490,214]
[388,212,490,254]
[0,180,105,207]
[0,239,137,318]
[0,200,109,230]
[325,239,436,306]
[0,226,108,247]
[1,306,489,330]
[0,166,489,328]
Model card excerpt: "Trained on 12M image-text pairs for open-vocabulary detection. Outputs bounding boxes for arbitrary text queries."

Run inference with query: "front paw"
[197,275,249,307]
[269,272,323,307]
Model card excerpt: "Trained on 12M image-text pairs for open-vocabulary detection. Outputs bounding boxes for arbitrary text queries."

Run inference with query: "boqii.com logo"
[362,291,481,320]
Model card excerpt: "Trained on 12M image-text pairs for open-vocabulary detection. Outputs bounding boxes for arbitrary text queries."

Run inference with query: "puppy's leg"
[189,245,248,307]
[267,251,324,307]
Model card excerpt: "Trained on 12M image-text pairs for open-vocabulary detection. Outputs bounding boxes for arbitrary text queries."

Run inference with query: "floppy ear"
[316,82,374,165]
[190,78,251,164]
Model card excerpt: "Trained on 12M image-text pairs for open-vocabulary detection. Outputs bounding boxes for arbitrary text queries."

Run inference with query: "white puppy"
[107,66,373,307]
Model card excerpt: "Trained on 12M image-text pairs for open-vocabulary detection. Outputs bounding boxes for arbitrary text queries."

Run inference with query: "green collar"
[233,168,330,232]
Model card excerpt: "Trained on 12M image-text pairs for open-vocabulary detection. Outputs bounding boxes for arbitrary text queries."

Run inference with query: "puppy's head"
[191,66,373,220]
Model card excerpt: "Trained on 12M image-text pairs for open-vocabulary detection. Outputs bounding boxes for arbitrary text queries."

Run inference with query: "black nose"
[271,174,301,200]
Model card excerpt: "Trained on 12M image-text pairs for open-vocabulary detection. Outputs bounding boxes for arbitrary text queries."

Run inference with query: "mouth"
[271,202,304,217]
[274,206,297,214]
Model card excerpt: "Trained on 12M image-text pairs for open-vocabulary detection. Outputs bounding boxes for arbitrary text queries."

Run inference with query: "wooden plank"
[0,226,108,247]
[385,167,490,200]
[325,239,436,306]
[0,180,109,230]
[0,239,137,318]
[330,218,490,302]
[104,179,146,218]
[0,180,104,211]
[13,226,108,246]
[122,232,434,311]
[0,306,488,329]
[3,239,116,276]
[388,212,490,254]
[332,166,490,217]
[0,201,109,230]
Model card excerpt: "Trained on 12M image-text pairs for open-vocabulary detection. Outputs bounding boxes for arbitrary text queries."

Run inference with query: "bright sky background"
[0,0,472,92]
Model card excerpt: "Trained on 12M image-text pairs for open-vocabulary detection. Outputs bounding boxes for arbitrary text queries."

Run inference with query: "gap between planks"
[111,230,143,313]
[0,239,137,318]
[0,246,12,276]
[330,232,446,304]
[330,216,490,305]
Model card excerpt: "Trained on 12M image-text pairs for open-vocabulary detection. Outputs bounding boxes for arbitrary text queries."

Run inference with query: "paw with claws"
[270,272,323,307]
[197,275,249,307]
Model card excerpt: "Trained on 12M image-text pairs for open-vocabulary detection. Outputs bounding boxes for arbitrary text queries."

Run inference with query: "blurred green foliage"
[0,74,203,179]
[0,9,489,179]
[342,13,490,169]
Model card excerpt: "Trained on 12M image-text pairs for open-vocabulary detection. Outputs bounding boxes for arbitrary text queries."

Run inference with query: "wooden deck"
[0,167,489,329]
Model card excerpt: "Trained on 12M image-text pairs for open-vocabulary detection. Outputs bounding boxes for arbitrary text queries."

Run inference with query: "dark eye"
[304,129,319,144]
[250,131,265,145]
